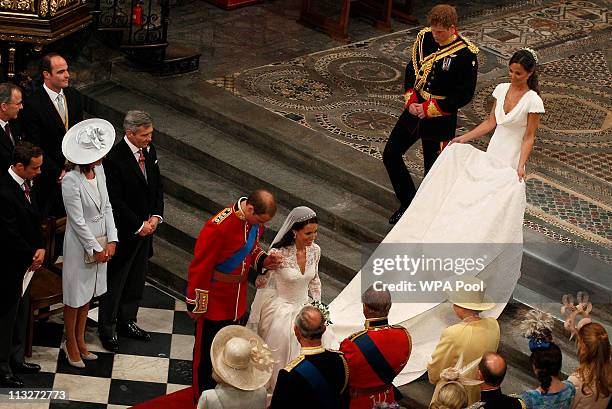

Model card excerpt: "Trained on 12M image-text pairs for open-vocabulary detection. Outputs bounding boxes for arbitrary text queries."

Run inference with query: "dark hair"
[40,52,64,77]
[530,343,562,393]
[479,352,507,387]
[12,142,43,167]
[509,49,540,95]
[427,4,458,28]
[246,189,277,217]
[271,216,318,249]
[65,162,95,173]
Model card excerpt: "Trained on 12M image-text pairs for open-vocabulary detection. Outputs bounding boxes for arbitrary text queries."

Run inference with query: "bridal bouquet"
[310,299,332,325]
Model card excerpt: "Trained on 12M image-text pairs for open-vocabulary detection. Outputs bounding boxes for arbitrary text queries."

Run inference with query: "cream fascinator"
[439,353,483,386]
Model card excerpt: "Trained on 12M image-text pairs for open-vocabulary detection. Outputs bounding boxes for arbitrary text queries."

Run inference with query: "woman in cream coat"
[61,119,118,367]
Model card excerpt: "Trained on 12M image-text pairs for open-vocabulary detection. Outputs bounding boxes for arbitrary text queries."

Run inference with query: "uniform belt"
[212,270,247,284]
[350,384,392,397]
[418,89,446,101]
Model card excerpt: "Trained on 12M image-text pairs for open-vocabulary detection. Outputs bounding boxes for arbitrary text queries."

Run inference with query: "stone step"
[107,62,398,211]
[158,149,365,283]
[82,81,392,245]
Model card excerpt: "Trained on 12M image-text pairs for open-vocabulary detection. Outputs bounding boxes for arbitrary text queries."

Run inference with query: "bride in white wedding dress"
[329,48,545,385]
[247,206,333,393]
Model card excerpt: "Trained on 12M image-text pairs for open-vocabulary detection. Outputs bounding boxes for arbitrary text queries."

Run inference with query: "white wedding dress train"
[329,83,545,384]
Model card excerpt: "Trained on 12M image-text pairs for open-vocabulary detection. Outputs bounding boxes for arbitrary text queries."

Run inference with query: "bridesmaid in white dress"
[248,206,328,392]
[329,48,545,385]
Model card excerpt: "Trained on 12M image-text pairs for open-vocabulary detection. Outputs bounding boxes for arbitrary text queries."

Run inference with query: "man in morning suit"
[468,352,526,409]
[383,4,479,224]
[0,83,24,175]
[271,306,350,409]
[0,142,44,387]
[20,52,83,216]
[98,110,164,352]
[187,189,282,401]
[340,286,412,408]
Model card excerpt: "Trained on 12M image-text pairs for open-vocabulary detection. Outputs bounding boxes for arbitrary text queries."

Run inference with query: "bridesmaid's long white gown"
[329,83,545,385]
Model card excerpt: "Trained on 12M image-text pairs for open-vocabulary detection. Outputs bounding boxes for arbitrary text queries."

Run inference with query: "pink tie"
[23,180,31,202]
[138,149,146,175]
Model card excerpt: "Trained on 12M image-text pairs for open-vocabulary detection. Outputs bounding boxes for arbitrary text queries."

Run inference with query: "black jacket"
[0,120,23,176]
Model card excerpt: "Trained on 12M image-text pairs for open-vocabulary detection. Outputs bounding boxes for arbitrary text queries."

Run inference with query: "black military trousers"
[383,109,445,207]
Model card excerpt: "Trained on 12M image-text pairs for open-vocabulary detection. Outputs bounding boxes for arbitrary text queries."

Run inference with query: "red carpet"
[130,386,194,409]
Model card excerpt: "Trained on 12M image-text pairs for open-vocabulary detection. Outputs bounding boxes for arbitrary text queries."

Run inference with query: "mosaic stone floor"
[209,0,611,262]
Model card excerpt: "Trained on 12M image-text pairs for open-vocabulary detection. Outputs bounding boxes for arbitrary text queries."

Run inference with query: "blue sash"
[294,359,333,409]
[214,224,259,273]
[354,333,402,399]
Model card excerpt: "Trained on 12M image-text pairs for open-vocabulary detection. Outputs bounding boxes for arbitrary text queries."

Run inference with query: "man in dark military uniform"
[340,286,411,409]
[383,4,479,224]
[469,352,526,409]
[271,306,350,409]
[186,189,282,403]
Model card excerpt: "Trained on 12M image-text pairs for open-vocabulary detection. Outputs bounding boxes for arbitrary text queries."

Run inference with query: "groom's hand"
[263,252,283,270]
[255,275,268,289]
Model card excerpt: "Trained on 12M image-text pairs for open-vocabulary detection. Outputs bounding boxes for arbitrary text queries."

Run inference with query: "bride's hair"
[272,216,318,249]
[509,49,541,95]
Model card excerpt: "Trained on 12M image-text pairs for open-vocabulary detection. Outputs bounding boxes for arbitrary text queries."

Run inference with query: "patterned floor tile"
[170,334,195,361]
[52,373,111,404]
[111,354,169,384]
[107,379,167,407]
[137,307,175,334]
[167,358,193,386]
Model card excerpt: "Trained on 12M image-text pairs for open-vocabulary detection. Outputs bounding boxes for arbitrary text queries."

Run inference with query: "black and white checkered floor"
[0,284,194,408]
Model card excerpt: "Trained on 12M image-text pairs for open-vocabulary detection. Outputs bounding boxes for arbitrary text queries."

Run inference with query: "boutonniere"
[146,146,151,153]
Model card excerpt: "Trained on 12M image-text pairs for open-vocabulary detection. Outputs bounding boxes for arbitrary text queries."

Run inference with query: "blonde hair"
[429,382,468,409]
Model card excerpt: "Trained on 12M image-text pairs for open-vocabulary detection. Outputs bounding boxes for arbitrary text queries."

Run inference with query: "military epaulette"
[348,329,368,341]
[418,26,431,37]
[460,35,479,54]
[213,207,232,224]
[466,402,485,409]
[284,355,305,372]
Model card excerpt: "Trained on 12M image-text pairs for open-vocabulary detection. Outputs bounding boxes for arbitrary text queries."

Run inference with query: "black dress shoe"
[11,362,41,374]
[119,321,151,342]
[389,206,408,224]
[100,334,120,352]
[1,374,24,388]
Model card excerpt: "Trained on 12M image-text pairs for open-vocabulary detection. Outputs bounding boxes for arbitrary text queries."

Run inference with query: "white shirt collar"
[123,135,141,156]
[8,166,26,187]
[43,83,64,102]
[0,118,8,129]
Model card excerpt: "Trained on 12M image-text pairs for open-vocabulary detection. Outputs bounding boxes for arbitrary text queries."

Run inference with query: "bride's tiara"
[521,47,538,64]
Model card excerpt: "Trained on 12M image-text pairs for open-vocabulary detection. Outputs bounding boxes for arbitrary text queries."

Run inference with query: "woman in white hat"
[60,118,118,368]
[198,325,274,409]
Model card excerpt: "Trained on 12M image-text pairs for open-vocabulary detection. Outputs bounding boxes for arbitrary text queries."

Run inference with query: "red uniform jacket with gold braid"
[340,318,412,409]
[186,200,267,321]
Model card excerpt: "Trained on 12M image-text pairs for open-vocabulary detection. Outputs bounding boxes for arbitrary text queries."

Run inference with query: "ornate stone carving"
[40,0,48,16]
[0,0,35,12]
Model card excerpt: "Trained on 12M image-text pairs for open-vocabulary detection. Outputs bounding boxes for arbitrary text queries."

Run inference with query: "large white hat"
[211,325,274,391]
[446,276,496,311]
[62,118,115,165]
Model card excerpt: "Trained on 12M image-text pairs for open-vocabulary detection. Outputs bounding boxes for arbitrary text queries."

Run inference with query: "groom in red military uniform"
[186,189,282,402]
[340,286,412,408]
